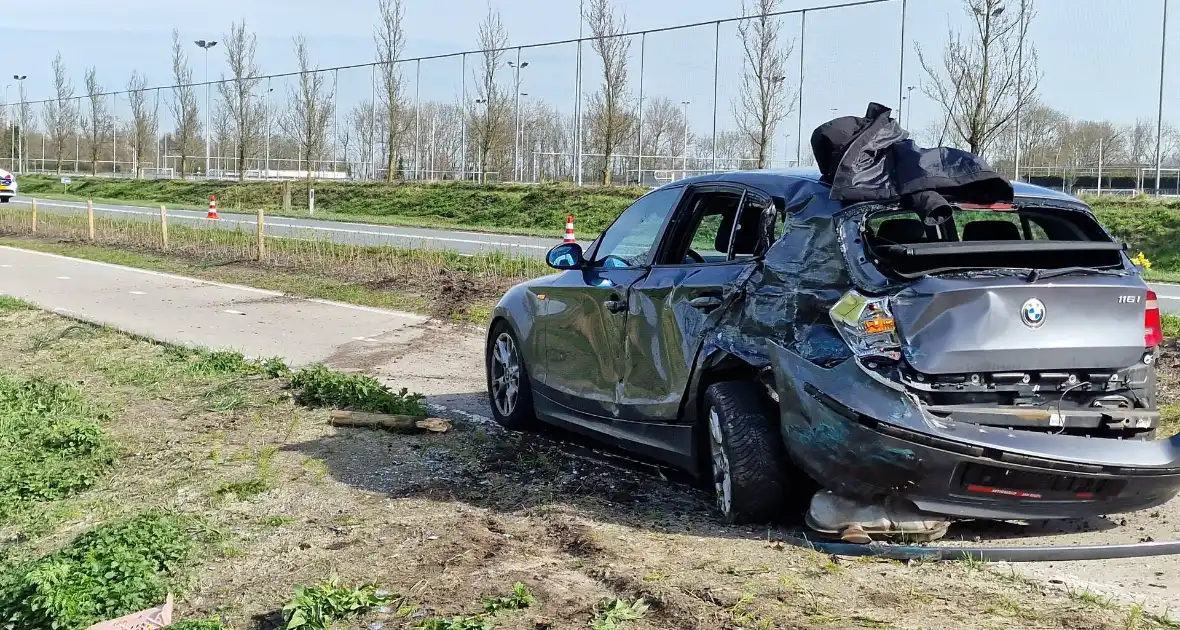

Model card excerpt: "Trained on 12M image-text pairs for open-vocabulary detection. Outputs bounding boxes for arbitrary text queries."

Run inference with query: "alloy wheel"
[490,332,521,417]
[708,407,733,516]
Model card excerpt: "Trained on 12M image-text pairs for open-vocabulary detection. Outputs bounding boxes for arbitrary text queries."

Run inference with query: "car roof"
[659,169,1083,205]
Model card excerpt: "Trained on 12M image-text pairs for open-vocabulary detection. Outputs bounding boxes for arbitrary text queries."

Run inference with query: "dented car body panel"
[489,169,1180,521]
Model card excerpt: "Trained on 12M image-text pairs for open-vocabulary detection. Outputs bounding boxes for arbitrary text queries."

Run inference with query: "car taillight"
[1145,290,1163,348]
[830,290,901,361]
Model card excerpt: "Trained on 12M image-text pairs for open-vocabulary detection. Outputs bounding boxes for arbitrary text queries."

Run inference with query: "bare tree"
[281,35,333,183]
[375,0,412,181]
[217,20,264,180]
[349,101,379,179]
[585,0,631,185]
[918,0,1039,155]
[735,0,795,169]
[169,30,201,176]
[126,72,156,178]
[82,67,110,175]
[469,7,511,183]
[641,97,683,171]
[42,53,77,174]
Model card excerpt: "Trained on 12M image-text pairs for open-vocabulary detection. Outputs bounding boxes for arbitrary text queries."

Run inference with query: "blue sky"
[4,0,1176,149]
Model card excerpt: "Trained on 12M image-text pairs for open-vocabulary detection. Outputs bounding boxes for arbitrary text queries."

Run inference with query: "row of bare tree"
[3,0,1176,184]
[0,0,799,184]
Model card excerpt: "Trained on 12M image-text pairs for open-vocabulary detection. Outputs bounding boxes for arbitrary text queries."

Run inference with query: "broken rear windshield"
[856,203,1127,279]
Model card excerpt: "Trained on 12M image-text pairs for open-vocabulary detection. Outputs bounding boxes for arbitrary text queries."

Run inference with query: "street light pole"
[195,40,218,179]
[508,55,529,182]
[575,0,584,185]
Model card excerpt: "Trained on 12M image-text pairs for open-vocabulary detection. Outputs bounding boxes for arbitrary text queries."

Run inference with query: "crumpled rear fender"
[769,341,925,500]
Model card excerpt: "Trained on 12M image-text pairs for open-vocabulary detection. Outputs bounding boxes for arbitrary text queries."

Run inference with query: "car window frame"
[652,183,776,268]
[584,185,687,269]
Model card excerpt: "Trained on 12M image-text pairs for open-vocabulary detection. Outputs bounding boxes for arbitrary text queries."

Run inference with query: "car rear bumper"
[770,343,1180,521]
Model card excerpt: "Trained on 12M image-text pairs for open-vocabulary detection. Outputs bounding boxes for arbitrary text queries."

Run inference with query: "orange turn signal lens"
[862,317,896,334]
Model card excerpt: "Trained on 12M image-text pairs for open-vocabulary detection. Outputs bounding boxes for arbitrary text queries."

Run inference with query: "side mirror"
[546,242,585,270]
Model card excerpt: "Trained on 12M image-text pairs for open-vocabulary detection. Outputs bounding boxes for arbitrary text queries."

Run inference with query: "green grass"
[17,174,643,237]
[0,374,113,522]
[0,511,198,630]
[289,364,428,416]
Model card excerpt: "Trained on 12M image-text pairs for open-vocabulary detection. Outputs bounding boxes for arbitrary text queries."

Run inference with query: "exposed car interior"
[862,204,1127,277]
[661,189,776,265]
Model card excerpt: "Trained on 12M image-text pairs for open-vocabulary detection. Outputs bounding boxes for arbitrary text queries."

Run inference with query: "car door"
[620,183,778,421]
[533,185,685,420]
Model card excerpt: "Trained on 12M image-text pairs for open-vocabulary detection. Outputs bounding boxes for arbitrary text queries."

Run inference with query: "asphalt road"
[10,195,1180,314]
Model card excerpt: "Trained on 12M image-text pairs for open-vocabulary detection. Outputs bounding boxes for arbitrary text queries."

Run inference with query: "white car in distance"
[0,169,15,203]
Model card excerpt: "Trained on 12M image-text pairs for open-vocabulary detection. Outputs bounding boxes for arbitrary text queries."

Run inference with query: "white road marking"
[23,198,549,250]
[1157,295,1180,301]
[223,309,247,315]
[0,264,11,268]
[130,290,147,295]
[55,276,71,280]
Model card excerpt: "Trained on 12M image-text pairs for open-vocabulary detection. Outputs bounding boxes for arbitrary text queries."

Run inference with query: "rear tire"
[486,321,536,430]
[0,197,9,204]
[705,380,802,524]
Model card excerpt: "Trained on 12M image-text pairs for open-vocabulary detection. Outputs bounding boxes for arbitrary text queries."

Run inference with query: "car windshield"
[861,203,1126,278]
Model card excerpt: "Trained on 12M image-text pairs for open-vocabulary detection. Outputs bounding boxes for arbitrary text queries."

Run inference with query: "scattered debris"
[329,410,451,433]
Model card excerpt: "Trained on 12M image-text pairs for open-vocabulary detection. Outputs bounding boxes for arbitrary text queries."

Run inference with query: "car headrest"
[962,219,1021,241]
[874,218,927,244]
[716,204,765,255]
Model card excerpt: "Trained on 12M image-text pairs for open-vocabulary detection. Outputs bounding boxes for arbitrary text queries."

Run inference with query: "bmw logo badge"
[1021,298,1046,328]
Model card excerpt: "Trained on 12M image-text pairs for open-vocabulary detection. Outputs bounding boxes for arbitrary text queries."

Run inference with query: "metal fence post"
[461,52,468,181]
[1155,0,1170,193]
[575,0,585,186]
[796,10,807,165]
[712,21,720,174]
[897,0,907,116]
[333,68,339,175]
[414,59,421,180]
[638,32,646,185]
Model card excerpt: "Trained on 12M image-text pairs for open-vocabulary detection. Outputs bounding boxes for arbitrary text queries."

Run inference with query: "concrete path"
[0,245,427,366]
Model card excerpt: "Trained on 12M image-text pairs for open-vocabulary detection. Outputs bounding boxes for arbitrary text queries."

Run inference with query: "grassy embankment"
[0,297,1177,629]
[16,174,644,238]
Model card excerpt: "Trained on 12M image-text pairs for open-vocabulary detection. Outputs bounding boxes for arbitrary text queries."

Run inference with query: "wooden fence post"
[160,205,169,251]
[87,200,95,241]
[30,199,37,234]
[256,206,265,261]
[282,180,292,212]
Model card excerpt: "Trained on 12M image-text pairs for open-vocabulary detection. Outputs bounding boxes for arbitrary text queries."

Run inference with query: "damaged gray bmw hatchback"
[485,108,1180,541]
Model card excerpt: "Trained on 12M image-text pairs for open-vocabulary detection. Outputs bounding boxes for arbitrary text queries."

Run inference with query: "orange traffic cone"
[563,215,576,244]
[206,195,219,220]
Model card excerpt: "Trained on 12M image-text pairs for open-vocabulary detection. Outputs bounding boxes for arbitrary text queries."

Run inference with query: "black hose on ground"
[781,537,1180,562]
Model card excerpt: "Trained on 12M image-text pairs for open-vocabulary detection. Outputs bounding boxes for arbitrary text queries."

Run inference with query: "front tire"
[705,380,798,524]
[486,322,536,430]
